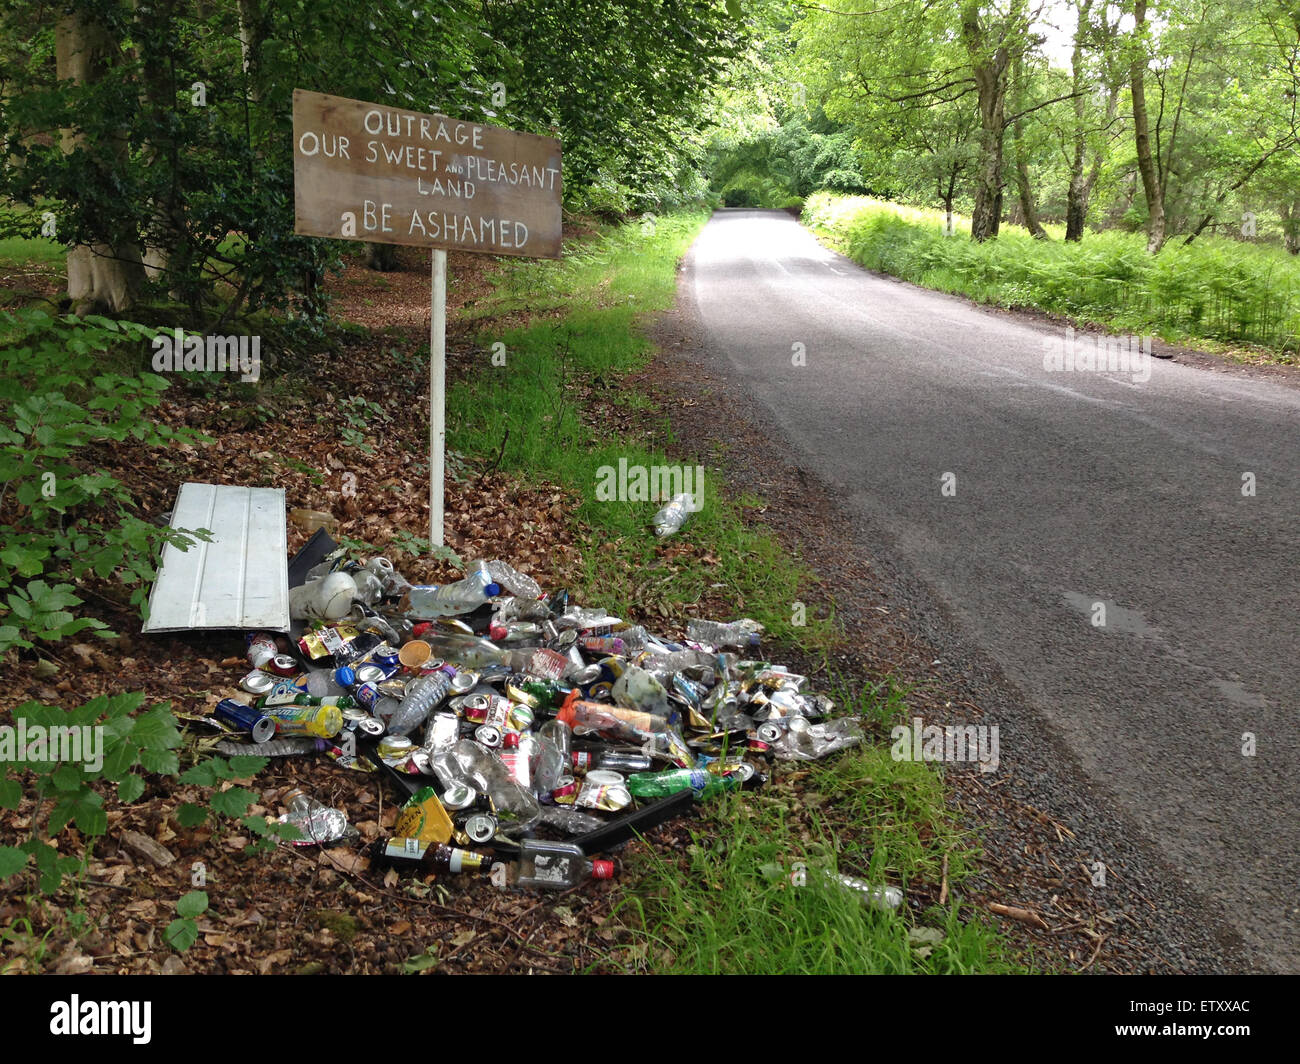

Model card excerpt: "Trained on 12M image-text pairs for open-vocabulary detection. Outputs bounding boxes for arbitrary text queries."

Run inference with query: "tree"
[55,6,146,314]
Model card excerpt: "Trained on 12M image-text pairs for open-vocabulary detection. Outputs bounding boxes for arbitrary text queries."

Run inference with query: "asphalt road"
[687,208,1299,973]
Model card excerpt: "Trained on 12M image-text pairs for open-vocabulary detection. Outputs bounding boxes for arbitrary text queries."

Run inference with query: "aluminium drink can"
[214,698,277,744]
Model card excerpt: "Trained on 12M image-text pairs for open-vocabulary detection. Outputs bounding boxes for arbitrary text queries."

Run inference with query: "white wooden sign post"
[292,89,563,546]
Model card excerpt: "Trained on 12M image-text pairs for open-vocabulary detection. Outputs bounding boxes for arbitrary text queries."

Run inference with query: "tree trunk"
[1064,0,1094,241]
[1011,50,1046,239]
[133,0,189,289]
[365,243,400,270]
[964,3,1012,242]
[238,0,264,101]
[1130,0,1165,253]
[1283,196,1300,255]
[56,12,146,314]
[1012,121,1046,238]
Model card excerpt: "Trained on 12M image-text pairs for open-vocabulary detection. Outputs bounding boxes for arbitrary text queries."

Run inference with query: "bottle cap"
[334,666,356,687]
[484,582,502,598]
[591,859,615,880]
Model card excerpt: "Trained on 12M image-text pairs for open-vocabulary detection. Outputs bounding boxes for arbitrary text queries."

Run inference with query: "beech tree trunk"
[963,1,1019,242]
[1130,0,1165,253]
[56,11,145,314]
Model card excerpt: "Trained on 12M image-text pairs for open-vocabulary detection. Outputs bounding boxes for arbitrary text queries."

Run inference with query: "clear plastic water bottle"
[527,731,566,795]
[386,667,456,736]
[305,669,348,699]
[412,628,506,669]
[686,618,762,649]
[652,493,696,537]
[399,561,501,619]
[481,559,542,600]
[536,806,606,835]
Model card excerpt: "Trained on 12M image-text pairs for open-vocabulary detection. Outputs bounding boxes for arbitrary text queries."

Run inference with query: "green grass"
[447,211,836,647]
[805,192,1300,359]
[616,764,1024,973]
[0,236,63,266]
[607,674,1028,974]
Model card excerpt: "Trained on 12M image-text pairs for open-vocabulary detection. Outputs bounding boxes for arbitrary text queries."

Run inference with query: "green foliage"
[165,890,208,952]
[620,781,1023,974]
[482,0,747,214]
[0,309,212,651]
[0,692,182,893]
[0,0,746,318]
[806,193,1300,354]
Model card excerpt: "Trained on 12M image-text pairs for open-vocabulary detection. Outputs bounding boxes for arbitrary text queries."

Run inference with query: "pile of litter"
[202,551,868,891]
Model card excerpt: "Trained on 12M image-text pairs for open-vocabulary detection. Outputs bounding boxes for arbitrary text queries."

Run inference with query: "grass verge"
[804,191,1300,363]
[612,679,1027,974]
[450,212,835,647]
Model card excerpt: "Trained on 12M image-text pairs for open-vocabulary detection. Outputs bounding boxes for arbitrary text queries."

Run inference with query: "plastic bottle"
[537,718,572,762]
[399,562,501,619]
[556,696,661,743]
[429,745,479,793]
[832,872,904,911]
[626,767,742,799]
[214,737,328,757]
[527,731,566,795]
[441,739,540,832]
[414,629,507,669]
[305,669,348,699]
[614,625,648,652]
[591,750,652,773]
[514,838,614,890]
[639,648,718,677]
[759,864,903,911]
[536,806,606,835]
[555,606,620,630]
[652,493,696,537]
[385,668,456,736]
[686,618,762,649]
[261,703,344,738]
[481,559,543,601]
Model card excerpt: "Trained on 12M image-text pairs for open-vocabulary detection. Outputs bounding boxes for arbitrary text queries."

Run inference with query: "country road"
[685,208,1300,972]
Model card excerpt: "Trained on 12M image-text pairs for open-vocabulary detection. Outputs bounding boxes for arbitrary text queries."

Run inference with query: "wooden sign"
[293,89,562,258]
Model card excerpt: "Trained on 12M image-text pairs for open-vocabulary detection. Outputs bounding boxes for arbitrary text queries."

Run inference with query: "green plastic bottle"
[626,767,742,799]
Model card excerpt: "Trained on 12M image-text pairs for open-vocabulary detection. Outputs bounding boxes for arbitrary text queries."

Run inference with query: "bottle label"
[532,854,572,884]
[320,626,347,655]
[384,837,425,861]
